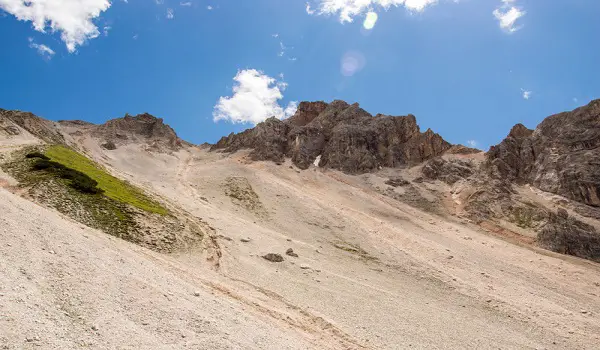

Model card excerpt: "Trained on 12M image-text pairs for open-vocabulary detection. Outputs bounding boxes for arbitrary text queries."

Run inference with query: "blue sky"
[1,0,599,149]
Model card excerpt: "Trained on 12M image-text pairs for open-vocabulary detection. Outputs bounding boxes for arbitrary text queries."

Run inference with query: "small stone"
[285,248,298,258]
[240,238,251,243]
[581,310,588,314]
[300,264,310,270]
[91,325,98,331]
[262,253,284,263]
[194,291,200,297]
[486,299,492,303]
[446,255,454,260]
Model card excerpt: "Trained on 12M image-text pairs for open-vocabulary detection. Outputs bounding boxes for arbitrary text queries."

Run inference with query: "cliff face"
[212,100,452,173]
[485,99,600,207]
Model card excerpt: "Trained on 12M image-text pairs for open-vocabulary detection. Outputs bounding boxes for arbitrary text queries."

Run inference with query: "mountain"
[59,112,188,151]
[209,99,600,262]
[1,101,600,349]
[486,100,600,207]
[212,100,454,172]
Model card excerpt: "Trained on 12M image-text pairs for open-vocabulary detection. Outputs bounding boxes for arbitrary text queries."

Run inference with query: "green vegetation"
[44,145,168,215]
[25,151,49,160]
[509,205,543,229]
[32,158,104,194]
[1,145,204,251]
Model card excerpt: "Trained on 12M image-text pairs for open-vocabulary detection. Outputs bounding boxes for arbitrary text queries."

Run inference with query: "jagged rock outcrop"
[485,99,600,207]
[0,110,65,144]
[421,157,475,185]
[92,113,186,151]
[212,100,452,173]
[286,101,328,127]
[538,209,600,262]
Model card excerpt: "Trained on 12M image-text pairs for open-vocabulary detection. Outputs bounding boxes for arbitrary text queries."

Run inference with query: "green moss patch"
[45,145,168,215]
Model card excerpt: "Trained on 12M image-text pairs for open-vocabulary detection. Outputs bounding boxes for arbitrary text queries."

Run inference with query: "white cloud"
[493,0,525,33]
[521,88,532,100]
[103,25,111,36]
[274,37,294,59]
[213,69,298,125]
[155,0,164,4]
[132,33,139,40]
[0,0,111,52]
[28,37,55,59]
[207,5,213,10]
[166,8,174,19]
[309,0,439,22]
[466,140,478,148]
[180,1,192,6]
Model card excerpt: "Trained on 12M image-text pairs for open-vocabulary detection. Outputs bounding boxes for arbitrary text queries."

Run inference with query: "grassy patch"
[45,145,168,215]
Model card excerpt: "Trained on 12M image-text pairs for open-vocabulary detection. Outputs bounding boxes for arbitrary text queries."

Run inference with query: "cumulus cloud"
[308,0,439,22]
[0,0,111,52]
[28,37,55,59]
[493,0,525,33]
[466,140,478,148]
[521,88,532,100]
[180,1,192,6]
[166,8,174,19]
[213,69,298,124]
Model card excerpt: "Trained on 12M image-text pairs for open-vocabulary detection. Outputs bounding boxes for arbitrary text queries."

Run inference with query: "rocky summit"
[59,112,187,151]
[212,100,452,173]
[485,100,600,207]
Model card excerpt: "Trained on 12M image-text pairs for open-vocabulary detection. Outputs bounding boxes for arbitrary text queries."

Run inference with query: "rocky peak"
[97,113,184,150]
[507,123,533,139]
[0,109,65,144]
[211,100,453,173]
[486,99,600,207]
[286,101,328,127]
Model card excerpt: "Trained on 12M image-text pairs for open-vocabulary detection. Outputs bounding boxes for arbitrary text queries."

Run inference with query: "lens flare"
[363,12,378,30]
[340,51,366,77]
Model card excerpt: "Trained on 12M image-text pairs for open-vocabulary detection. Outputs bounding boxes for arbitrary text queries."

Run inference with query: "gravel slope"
[2,130,600,349]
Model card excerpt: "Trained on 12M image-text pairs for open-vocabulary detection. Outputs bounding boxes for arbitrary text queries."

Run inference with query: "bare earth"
[2,135,600,349]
